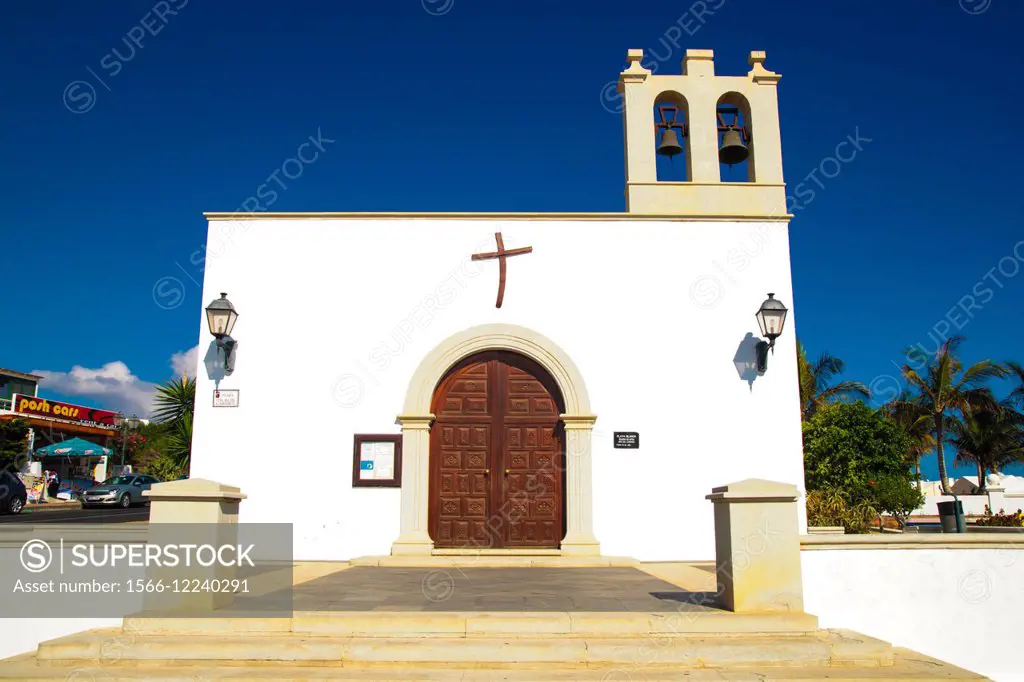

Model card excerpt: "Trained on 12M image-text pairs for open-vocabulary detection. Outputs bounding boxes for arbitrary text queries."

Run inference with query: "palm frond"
[817,381,871,404]
[165,412,193,465]
[151,376,196,423]
[959,361,1010,390]
[900,367,933,402]
[799,346,866,420]
[1006,361,1024,407]
[811,354,844,385]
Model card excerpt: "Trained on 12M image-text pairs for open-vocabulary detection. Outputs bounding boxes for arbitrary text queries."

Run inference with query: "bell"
[657,129,683,157]
[719,127,749,166]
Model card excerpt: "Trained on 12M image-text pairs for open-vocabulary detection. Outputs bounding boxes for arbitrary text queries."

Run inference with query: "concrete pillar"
[391,414,435,555]
[145,478,245,524]
[681,50,721,184]
[560,414,601,556]
[706,479,804,613]
[987,473,1006,514]
[747,51,784,186]
[142,478,246,613]
[619,49,655,186]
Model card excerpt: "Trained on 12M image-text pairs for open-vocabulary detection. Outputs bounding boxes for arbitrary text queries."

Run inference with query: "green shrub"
[871,476,925,529]
[806,489,877,534]
[803,402,914,505]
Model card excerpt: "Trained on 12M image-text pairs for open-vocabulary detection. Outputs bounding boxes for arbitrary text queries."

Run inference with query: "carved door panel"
[500,362,563,547]
[430,357,493,548]
[429,351,564,549]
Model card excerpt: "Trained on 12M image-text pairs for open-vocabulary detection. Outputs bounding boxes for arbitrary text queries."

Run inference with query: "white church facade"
[190,49,805,563]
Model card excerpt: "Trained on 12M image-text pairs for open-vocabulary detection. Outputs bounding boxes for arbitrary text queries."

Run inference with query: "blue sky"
[2,1,1022,479]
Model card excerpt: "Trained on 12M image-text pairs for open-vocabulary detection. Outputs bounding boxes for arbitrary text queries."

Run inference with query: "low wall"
[913,492,1024,517]
[802,534,1024,682]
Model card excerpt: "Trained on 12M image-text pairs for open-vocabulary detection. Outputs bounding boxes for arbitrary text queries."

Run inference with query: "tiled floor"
[289,567,722,612]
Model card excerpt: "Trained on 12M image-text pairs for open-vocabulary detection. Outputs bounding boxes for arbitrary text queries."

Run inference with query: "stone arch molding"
[391,323,601,557]
[402,323,592,417]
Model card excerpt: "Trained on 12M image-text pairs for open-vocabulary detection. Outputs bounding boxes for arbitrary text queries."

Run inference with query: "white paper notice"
[360,442,396,480]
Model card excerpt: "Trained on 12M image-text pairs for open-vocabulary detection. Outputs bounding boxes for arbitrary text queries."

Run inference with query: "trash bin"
[937,500,965,533]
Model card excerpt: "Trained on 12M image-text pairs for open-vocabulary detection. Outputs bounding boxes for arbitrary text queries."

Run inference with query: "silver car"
[82,475,160,508]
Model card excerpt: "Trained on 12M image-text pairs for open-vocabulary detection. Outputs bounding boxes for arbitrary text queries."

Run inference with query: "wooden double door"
[429,351,565,549]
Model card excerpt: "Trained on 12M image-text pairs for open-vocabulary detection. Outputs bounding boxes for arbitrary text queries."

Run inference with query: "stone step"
[125,610,821,636]
[33,628,893,668]
[348,554,640,568]
[0,648,988,680]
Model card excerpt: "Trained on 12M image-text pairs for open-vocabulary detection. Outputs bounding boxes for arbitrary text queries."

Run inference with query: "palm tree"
[950,400,1024,490]
[797,341,870,421]
[897,336,1008,495]
[152,376,196,424]
[885,393,936,490]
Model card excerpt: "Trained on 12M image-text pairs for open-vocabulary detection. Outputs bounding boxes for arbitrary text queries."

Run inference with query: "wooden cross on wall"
[471,232,533,308]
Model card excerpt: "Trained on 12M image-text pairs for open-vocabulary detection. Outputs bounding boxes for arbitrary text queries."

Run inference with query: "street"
[0,506,149,524]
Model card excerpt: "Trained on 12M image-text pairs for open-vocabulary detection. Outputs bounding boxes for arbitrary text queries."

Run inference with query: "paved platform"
[290,566,721,612]
[0,562,988,679]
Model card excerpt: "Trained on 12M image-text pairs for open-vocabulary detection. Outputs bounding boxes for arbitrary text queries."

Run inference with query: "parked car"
[81,475,160,509]
[0,470,27,514]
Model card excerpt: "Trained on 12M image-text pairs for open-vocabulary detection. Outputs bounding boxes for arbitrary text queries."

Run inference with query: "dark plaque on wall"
[613,432,639,449]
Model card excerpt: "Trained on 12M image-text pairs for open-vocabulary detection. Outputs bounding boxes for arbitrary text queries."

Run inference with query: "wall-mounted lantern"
[755,293,788,375]
[205,293,239,376]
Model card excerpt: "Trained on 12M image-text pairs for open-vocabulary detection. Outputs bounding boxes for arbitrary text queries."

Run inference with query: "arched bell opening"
[653,91,691,182]
[717,92,754,183]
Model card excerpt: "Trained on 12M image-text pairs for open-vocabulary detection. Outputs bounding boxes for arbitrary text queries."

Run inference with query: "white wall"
[914,494,991,517]
[803,546,1024,681]
[192,218,804,562]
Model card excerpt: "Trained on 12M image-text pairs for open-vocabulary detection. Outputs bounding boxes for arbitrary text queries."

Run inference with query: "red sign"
[11,394,118,427]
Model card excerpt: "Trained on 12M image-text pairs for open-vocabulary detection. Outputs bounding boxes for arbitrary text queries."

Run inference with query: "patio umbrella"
[34,438,112,457]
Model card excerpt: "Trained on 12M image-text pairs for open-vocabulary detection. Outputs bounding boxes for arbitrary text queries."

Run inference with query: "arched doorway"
[391,323,599,557]
[429,351,565,549]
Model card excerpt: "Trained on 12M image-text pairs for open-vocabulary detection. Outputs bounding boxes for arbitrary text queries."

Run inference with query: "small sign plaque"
[613,432,639,449]
[213,389,240,408]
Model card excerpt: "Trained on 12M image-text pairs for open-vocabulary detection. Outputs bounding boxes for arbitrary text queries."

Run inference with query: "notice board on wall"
[351,434,402,488]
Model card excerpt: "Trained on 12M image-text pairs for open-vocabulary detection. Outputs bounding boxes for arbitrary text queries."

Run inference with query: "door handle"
[504,469,510,476]
[484,469,490,476]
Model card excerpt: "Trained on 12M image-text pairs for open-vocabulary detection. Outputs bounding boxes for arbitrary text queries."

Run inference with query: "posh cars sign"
[11,394,118,427]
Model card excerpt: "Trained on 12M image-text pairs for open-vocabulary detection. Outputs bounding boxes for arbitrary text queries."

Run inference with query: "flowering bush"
[110,432,148,465]
[975,506,1024,527]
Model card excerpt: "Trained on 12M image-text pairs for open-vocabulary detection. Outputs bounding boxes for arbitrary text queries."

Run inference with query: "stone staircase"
[0,611,987,680]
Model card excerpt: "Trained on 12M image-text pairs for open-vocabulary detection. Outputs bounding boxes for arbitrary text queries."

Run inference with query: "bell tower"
[618,49,786,217]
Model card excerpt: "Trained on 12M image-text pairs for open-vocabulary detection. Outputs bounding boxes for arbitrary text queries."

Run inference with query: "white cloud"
[170,345,199,379]
[32,345,199,418]
[33,362,155,417]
